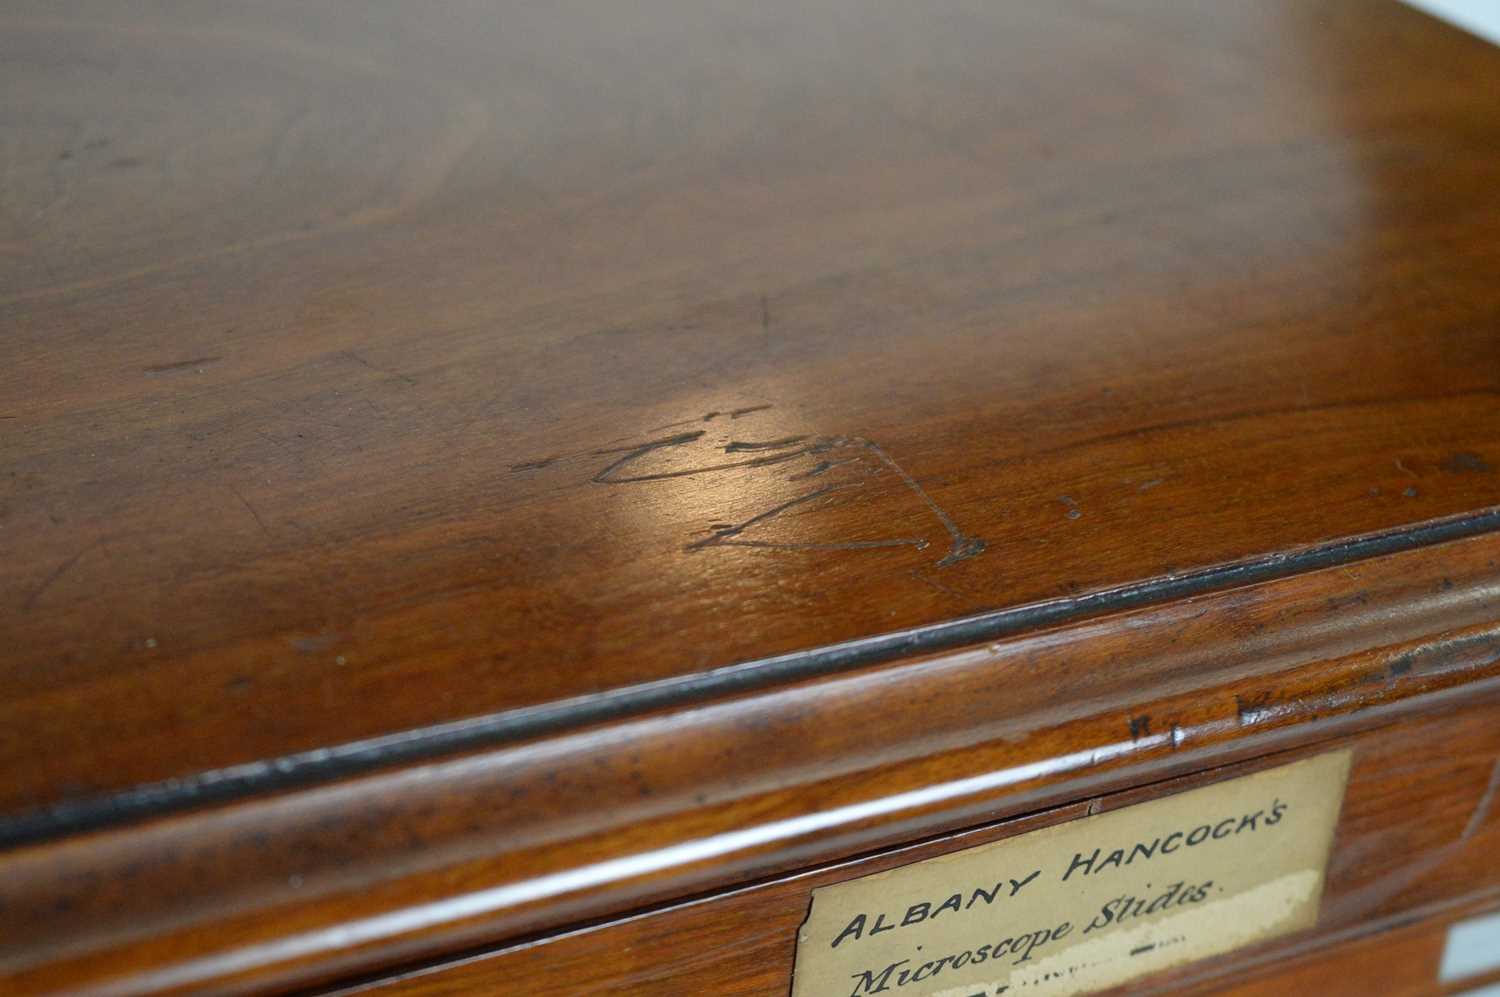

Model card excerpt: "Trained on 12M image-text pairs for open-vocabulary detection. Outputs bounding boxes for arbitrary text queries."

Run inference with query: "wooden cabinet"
[4,1,1500,993]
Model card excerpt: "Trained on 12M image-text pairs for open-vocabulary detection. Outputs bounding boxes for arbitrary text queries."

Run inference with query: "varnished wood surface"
[5,530,1500,994]
[345,897,1500,997]
[4,0,1500,825]
[7,3,1500,995]
[331,700,1500,997]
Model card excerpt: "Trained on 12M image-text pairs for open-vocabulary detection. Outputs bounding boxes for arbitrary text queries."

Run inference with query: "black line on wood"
[6,506,1500,848]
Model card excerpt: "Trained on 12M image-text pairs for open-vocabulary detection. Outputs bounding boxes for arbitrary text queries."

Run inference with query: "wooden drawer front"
[341,696,1500,996]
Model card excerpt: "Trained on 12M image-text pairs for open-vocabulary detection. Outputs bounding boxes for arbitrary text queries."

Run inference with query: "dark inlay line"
[4,507,1500,850]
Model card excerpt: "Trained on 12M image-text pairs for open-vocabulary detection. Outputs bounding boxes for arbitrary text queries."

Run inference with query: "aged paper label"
[792,751,1351,997]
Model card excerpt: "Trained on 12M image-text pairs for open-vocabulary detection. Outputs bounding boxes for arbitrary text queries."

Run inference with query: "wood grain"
[4,0,1500,822]
[6,1,1500,995]
[4,530,1500,994]
[333,703,1500,997]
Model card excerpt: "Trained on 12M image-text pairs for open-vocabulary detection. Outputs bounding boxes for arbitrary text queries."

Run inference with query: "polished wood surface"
[5,530,1500,994]
[4,0,1500,818]
[345,899,1500,997]
[5,2,1500,995]
[334,702,1500,997]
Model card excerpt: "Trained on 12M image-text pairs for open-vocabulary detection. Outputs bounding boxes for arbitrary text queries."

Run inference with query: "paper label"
[792,751,1351,997]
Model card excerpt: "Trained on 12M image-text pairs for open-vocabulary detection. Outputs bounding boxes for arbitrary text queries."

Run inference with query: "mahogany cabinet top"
[3,0,1500,833]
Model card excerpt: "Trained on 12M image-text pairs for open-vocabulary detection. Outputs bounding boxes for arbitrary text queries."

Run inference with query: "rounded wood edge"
[6,529,1500,994]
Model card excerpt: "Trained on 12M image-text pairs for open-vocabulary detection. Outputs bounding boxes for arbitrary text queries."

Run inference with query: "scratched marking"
[787,456,864,481]
[1463,758,1500,841]
[590,431,813,484]
[511,408,985,567]
[143,356,220,375]
[650,404,776,432]
[22,539,102,610]
[687,482,929,553]
[857,437,985,566]
[723,435,807,453]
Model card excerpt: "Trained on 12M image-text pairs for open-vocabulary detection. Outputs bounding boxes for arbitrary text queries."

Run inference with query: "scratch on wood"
[788,456,863,481]
[144,356,220,375]
[23,539,101,611]
[290,632,343,655]
[593,431,813,483]
[1443,451,1491,475]
[509,412,984,567]
[1463,758,1500,841]
[687,482,925,553]
[858,438,985,566]
[511,432,687,473]
[1235,691,1274,726]
[345,350,416,385]
[911,569,959,597]
[228,484,273,540]
[724,435,807,453]
[650,405,773,431]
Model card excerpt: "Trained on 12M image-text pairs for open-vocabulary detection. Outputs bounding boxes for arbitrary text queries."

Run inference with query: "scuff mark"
[291,633,344,655]
[144,356,220,376]
[1442,451,1491,475]
[1463,759,1500,841]
[23,539,101,611]
[1235,692,1274,726]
